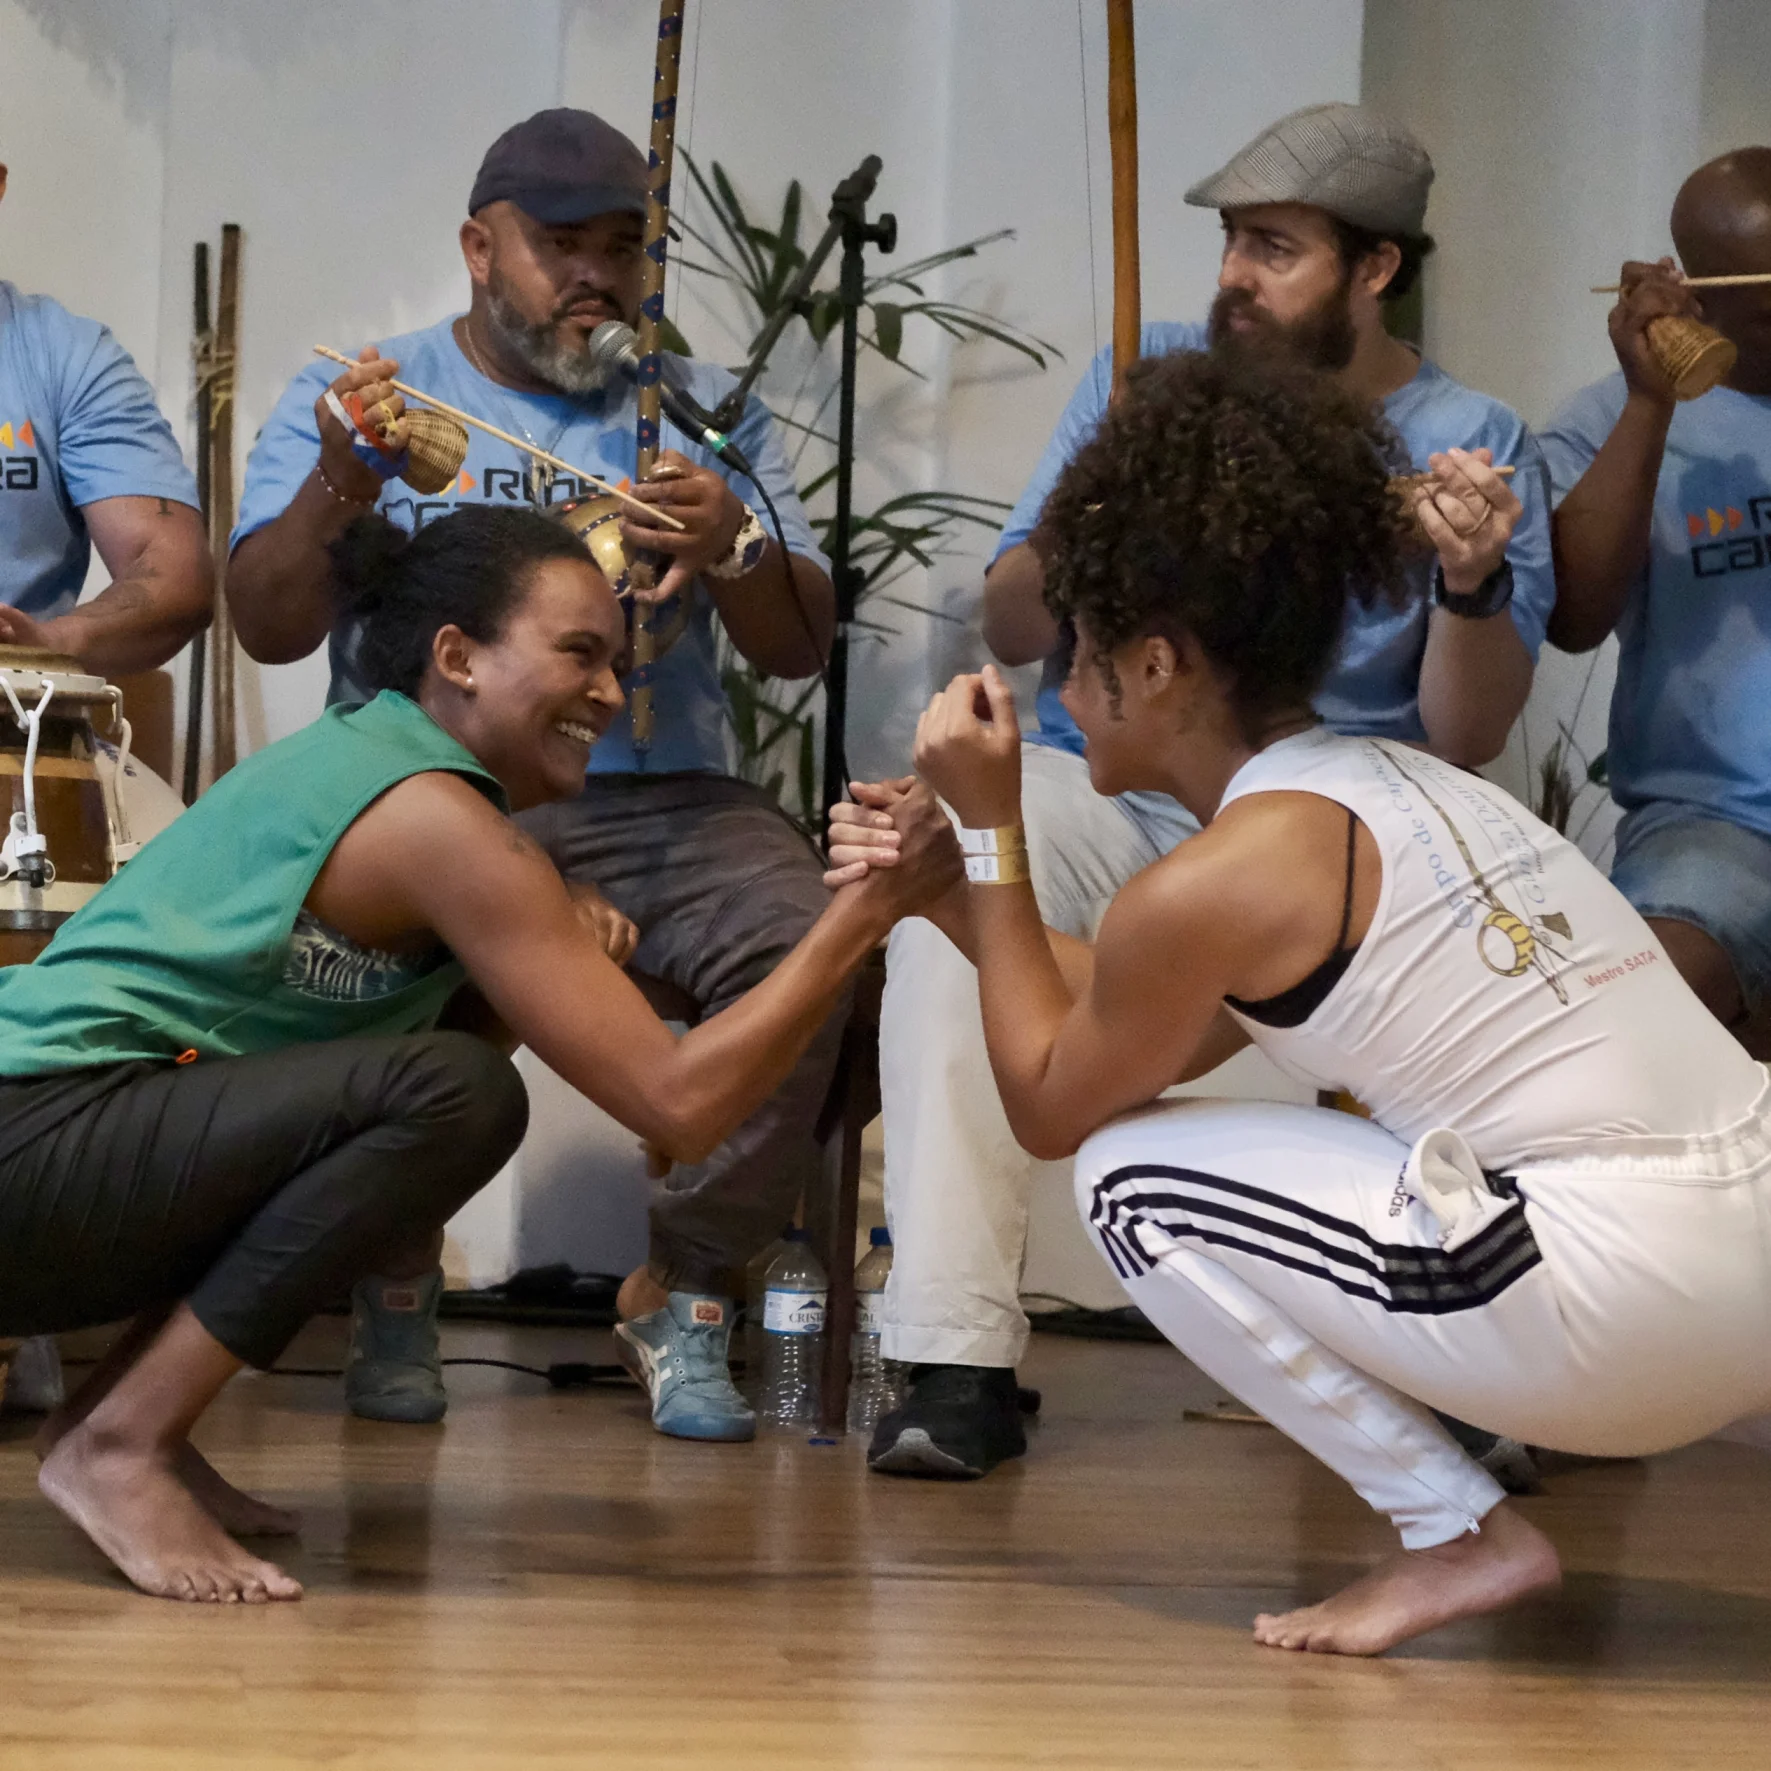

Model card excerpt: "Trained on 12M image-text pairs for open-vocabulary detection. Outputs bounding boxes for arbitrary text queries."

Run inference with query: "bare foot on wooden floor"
[38,1415,299,1539]
[1253,1503,1560,1656]
[38,1423,303,1603]
[175,1444,302,1538]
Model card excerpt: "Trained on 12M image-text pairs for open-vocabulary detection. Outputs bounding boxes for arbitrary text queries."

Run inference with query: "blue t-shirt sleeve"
[718,390,829,574]
[993,345,1115,561]
[993,322,1210,563]
[233,361,333,549]
[1538,377,1626,509]
[49,312,198,512]
[1490,417,1556,662]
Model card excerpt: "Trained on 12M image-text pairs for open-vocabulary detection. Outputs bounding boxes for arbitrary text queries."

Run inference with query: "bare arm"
[1415,606,1531,769]
[829,779,1253,1094]
[980,539,1061,667]
[1547,260,1692,654]
[0,495,213,674]
[224,349,407,664]
[314,771,959,1164]
[709,547,834,678]
[910,670,1354,1157]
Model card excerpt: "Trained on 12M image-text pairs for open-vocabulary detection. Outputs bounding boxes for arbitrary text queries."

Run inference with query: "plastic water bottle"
[743,1227,793,1402]
[757,1228,827,1428]
[847,1228,896,1434]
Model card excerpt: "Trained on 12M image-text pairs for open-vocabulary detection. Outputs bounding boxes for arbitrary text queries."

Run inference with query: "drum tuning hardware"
[0,814,54,890]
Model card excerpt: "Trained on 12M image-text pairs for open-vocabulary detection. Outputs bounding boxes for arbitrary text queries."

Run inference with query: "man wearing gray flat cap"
[869,101,1557,1483]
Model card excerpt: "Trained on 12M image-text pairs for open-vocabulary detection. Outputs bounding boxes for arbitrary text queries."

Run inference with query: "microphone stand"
[710,156,896,818]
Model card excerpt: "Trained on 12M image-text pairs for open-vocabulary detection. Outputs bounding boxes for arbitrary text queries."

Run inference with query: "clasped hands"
[825,664,1024,905]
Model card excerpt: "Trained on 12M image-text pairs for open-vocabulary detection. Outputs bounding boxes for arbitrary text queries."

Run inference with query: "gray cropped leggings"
[0,1033,527,1369]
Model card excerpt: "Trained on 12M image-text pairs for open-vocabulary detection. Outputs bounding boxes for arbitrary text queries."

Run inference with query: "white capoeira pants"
[878,742,1196,1367]
[1075,1094,1771,1548]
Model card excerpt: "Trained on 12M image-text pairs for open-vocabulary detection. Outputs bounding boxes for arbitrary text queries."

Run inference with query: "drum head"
[0,646,113,707]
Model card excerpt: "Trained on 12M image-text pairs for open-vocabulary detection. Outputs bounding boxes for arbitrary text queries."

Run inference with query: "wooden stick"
[311,346,685,531]
[1590,271,1771,293]
[1398,465,1515,479]
[1105,0,1140,402]
[183,242,209,805]
[210,224,241,781]
[628,0,689,752]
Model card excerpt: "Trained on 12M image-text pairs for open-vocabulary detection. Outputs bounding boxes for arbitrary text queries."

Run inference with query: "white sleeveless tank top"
[1218,729,1765,1168]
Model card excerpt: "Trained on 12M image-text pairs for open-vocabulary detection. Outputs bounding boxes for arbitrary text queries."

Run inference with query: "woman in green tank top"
[0,504,958,1606]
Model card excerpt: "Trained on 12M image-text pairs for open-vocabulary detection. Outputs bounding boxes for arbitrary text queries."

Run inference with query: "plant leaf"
[872,301,903,361]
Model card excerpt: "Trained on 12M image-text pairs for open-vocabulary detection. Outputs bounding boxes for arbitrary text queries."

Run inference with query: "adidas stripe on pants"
[1074,1096,1771,1549]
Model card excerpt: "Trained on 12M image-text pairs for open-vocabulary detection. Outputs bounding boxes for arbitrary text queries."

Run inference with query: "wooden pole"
[1105,0,1140,400]
[629,0,688,752]
[207,224,241,781]
[183,243,211,805]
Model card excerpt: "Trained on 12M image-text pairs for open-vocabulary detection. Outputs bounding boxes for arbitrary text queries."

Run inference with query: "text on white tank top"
[1217,729,1762,1168]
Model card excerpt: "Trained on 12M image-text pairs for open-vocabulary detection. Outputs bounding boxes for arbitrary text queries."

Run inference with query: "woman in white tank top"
[830,350,1771,1658]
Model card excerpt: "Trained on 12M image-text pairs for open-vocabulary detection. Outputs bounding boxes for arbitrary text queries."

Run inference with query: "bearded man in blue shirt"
[870,104,1554,1481]
[227,110,838,1444]
[1541,148,1771,1062]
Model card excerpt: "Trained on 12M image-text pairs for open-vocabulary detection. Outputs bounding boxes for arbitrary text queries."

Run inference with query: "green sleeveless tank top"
[0,691,507,1076]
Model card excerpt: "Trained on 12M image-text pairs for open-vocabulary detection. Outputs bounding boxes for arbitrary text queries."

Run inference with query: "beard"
[1207,273,1358,372]
[483,282,625,396]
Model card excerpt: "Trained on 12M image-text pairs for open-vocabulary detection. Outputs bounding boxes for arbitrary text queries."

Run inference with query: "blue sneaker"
[614,1292,755,1442]
[345,1268,447,1424]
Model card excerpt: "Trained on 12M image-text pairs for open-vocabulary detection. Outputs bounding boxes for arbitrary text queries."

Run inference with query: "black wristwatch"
[1434,559,1515,620]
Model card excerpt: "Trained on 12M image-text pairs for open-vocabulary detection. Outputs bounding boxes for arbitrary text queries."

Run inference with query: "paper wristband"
[323,388,409,482]
[957,824,1026,857]
[965,849,1031,885]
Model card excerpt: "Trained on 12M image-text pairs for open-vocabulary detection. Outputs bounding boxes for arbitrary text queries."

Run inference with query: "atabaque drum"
[0,645,179,966]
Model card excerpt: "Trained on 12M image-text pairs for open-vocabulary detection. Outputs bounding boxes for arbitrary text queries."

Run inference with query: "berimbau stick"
[1590,272,1771,292]
[311,346,684,531]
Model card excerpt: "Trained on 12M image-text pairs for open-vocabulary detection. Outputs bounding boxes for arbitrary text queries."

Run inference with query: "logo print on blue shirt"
[0,417,39,491]
[1689,494,1771,577]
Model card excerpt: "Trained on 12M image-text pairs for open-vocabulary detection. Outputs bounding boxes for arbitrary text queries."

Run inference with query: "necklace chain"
[461,317,575,506]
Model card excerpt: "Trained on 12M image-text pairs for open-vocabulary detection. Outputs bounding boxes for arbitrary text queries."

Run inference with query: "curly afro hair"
[1040,347,1412,739]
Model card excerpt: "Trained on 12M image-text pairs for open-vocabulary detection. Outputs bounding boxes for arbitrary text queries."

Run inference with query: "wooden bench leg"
[809,951,884,1434]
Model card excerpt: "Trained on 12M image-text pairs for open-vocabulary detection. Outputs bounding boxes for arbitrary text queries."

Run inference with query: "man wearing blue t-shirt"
[1541,148,1771,1060]
[871,104,1553,1479]
[0,163,211,674]
[227,111,837,1444]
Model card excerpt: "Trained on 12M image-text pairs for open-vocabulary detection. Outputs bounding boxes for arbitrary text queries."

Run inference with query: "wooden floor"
[2,1321,1769,1770]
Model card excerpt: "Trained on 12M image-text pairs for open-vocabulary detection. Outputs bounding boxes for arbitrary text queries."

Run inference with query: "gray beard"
[483,289,622,397]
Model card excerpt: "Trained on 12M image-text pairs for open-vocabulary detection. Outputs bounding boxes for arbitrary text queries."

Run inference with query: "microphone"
[589,322,757,477]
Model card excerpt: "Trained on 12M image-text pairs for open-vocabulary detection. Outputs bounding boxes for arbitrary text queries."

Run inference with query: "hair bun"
[326,513,409,622]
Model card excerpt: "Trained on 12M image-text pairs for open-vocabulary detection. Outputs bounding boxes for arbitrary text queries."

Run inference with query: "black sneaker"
[867,1363,1028,1478]
[1433,1409,1543,1495]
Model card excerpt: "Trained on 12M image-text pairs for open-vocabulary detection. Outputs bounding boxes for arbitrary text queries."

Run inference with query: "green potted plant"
[671,156,1057,824]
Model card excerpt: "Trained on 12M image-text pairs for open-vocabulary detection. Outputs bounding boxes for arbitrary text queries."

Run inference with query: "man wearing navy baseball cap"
[228,109,839,1447]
